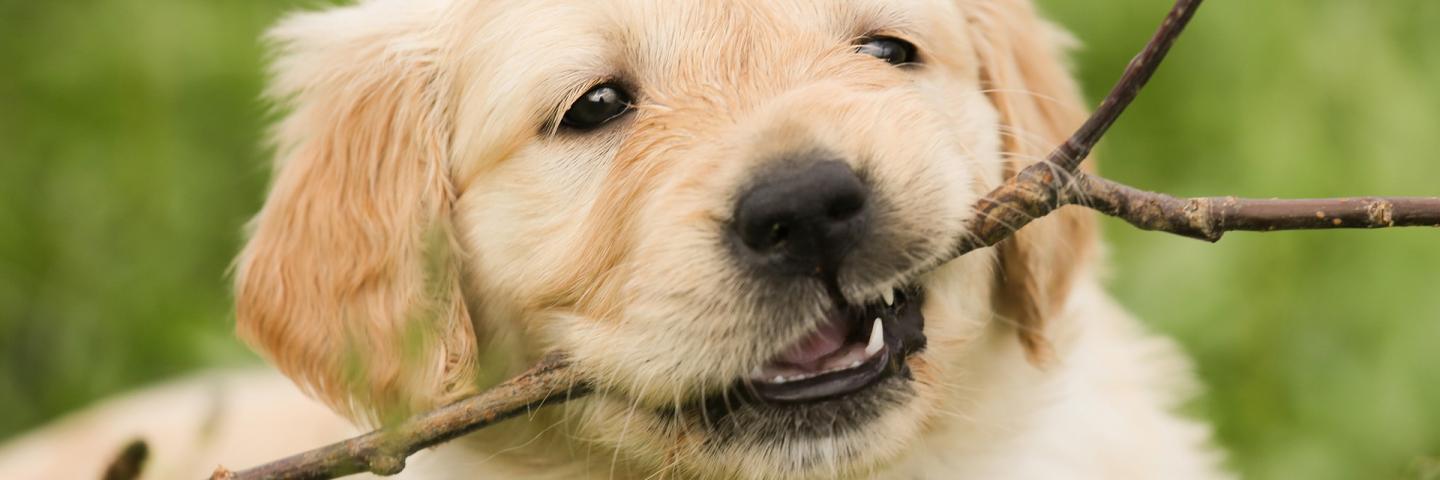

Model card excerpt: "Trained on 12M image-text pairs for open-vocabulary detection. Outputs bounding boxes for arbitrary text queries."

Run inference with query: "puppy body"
[0,370,362,479]
[0,0,1229,478]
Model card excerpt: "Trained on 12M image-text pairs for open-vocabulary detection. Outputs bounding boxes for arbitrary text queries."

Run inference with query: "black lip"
[749,348,892,403]
[744,287,927,404]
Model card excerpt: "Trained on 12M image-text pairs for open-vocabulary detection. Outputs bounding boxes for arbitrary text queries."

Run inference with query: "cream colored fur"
[0,0,1228,478]
[0,371,362,479]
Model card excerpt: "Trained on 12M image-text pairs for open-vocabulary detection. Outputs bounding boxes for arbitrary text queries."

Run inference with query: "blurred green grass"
[1,1,1437,478]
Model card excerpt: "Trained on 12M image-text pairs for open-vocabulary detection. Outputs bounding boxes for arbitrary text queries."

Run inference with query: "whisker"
[976,88,1087,116]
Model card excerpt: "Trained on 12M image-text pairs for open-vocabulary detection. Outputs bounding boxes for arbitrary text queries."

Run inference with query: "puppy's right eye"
[856,36,920,66]
[562,83,633,130]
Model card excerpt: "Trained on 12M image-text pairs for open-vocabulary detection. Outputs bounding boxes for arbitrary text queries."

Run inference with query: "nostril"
[826,192,866,221]
[766,222,790,248]
[736,211,796,252]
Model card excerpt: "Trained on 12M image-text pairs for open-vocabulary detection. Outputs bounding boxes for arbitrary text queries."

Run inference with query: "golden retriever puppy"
[0,0,1228,478]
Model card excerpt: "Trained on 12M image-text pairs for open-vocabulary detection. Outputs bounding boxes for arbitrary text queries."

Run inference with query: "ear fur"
[233,0,477,424]
[963,0,1098,363]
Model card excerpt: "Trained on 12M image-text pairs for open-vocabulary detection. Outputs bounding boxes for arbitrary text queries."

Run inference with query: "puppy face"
[235,0,1094,477]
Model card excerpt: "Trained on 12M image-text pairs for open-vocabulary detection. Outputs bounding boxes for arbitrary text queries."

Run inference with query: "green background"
[1,1,1437,478]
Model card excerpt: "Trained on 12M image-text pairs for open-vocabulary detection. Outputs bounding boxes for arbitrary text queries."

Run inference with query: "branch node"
[367,454,407,476]
[1366,198,1396,227]
[1183,198,1223,242]
[209,466,236,480]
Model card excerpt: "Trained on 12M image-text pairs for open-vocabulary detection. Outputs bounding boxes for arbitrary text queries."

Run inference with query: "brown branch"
[1070,175,1440,242]
[210,354,586,480]
[205,0,1438,479]
[953,163,1440,257]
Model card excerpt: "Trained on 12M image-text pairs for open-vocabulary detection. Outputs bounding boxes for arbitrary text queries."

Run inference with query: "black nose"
[732,159,869,275]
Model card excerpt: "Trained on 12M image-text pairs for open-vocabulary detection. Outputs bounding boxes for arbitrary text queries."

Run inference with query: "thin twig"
[1050,0,1203,172]
[210,354,585,480]
[1070,174,1440,242]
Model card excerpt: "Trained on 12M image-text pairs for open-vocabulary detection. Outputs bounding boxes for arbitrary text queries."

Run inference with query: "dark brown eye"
[856,36,919,66]
[562,83,633,130]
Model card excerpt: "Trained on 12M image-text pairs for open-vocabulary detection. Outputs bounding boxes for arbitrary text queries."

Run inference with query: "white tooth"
[773,375,786,384]
[865,319,885,356]
[850,361,862,368]
[882,289,895,306]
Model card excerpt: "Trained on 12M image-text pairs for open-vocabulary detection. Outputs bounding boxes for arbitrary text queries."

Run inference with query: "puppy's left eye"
[856,36,919,66]
[562,83,634,130]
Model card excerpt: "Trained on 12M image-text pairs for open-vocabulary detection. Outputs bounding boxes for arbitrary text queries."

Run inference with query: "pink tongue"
[777,315,850,367]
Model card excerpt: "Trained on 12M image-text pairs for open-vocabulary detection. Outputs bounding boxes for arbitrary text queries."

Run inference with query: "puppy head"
[235,0,1094,476]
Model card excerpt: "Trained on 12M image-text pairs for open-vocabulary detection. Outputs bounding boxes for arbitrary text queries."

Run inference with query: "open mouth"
[656,283,929,438]
[745,285,927,404]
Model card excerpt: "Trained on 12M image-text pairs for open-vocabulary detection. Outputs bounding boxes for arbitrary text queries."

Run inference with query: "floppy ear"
[234,1,477,424]
[963,0,1098,363]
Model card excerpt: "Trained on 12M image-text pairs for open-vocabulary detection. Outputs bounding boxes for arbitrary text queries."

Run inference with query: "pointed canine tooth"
[865,319,885,356]
[773,375,786,384]
[850,361,862,368]
[882,289,895,306]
